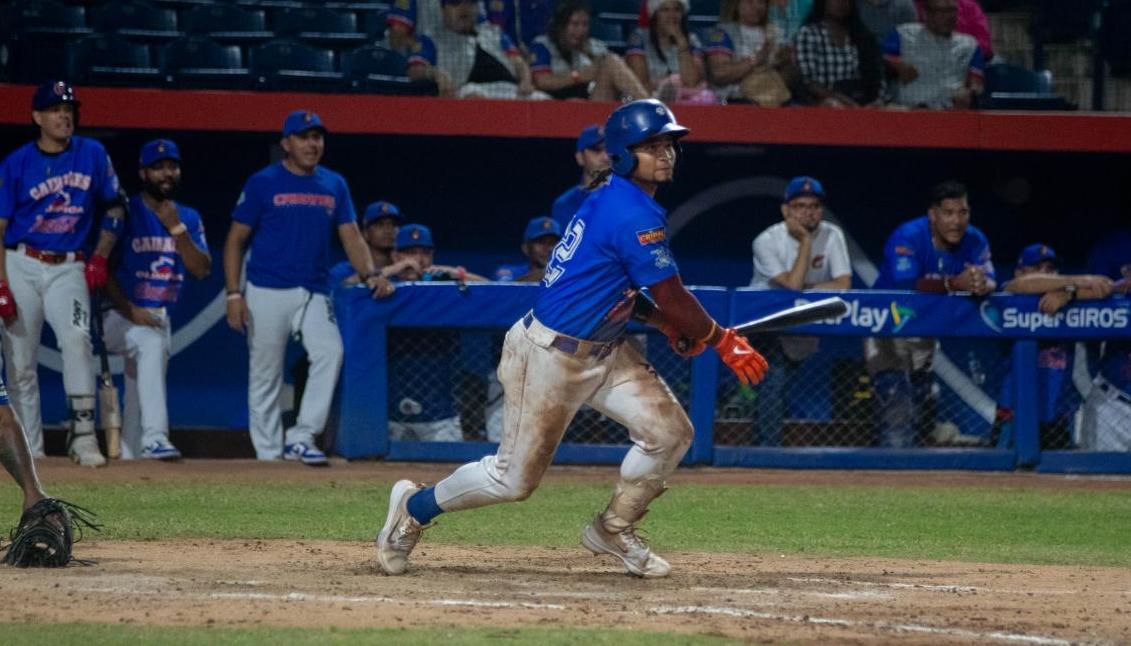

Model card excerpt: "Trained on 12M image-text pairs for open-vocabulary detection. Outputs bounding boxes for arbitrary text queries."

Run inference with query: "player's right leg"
[584,341,693,578]
[286,293,342,465]
[1,252,48,456]
[376,316,600,574]
[119,313,178,460]
[245,284,304,460]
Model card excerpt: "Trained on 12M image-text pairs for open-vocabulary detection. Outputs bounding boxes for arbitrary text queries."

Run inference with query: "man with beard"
[868,180,995,447]
[551,125,608,228]
[329,200,405,288]
[101,139,210,460]
[493,216,562,283]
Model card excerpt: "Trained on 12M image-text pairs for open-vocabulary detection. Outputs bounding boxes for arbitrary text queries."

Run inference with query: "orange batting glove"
[714,327,769,385]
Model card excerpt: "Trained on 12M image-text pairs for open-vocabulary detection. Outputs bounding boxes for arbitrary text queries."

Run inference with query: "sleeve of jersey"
[752,233,786,281]
[967,45,985,79]
[334,176,358,226]
[231,178,262,227]
[530,43,552,75]
[500,32,519,57]
[827,227,853,279]
[185,208,208,251]
[881,233,922,289]
[703,28,734,57]
[409,36,436,66]
[0,158,13,220]
[97,148,123,204]
[625,31,646,59]
[882,28,902,63]
[615,212,679,287]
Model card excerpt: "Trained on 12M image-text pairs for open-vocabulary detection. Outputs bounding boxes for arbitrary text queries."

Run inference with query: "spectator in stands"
[387,224,486,442]
[794,0,885,106]
[329,200,405,287]
[550,125,609,227]
[1000,244,1114,449]
[384,0,422,56]
[407,0,550,99]
[493,216,563,283]
[706,0,797,106]
[531,0,648,101]
[884,0,984,109]
[868,180,995,447]
[750,176,852,444]
[1079,227,1131,450]
[914,0,992,61]
[626,0,716,103]
[857,0,918,47]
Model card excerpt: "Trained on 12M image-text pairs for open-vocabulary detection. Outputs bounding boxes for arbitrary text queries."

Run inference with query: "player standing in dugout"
[377,99,769,578]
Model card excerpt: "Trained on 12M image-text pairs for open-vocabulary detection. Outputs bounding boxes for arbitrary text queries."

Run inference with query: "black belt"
[522,312,620,359]
[1098,382,1131,406]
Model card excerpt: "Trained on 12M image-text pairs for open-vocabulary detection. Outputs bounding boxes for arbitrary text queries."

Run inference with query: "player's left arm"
[338,222,394,299]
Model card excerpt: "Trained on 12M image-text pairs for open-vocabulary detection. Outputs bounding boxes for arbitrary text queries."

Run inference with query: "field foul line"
[786,577,1080,595]
[650,605,1071,646]
[692,587,891,600]
[77,587,565,611]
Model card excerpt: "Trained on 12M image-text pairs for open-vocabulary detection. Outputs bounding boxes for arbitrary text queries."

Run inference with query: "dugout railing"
[334,284,1131,474]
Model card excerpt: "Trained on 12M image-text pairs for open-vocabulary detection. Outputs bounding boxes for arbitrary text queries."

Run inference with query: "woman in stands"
[530,0,648,101]
[793,0,883,106]
[705,0,797,104]
[626,0,717,103]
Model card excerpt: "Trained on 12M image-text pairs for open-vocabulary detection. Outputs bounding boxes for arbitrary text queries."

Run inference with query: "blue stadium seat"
[3,0,93,83]
[67,33,162,86]
[688,0,720,26]
[342,44,430,95]
[182,4,273,46]
[162,36,249,89]
[590,19,627,53]
[250,39,344,91]
[92,0,182,43]
[272,6,367,48]
[359,8,391,39]
[982,64,1072,110]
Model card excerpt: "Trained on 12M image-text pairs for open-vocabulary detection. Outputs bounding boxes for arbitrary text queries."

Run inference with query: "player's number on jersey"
[542,220,585,288]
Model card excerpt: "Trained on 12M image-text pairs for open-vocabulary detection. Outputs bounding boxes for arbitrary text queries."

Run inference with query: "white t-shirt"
[750,220,851,289]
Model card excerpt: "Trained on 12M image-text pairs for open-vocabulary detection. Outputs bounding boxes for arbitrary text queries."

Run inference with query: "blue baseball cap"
[783,176,826,203]
[363,200,404,226]
[139,139,180,167]
[576,125,605,152]
[395,223,433,250]
[524,216,561,242]
[282,109,327,137]
[1017,243,1059,268]
[32,80,80,111]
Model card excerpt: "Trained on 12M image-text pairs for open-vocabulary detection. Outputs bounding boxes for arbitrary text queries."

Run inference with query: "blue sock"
[406,487,443,524]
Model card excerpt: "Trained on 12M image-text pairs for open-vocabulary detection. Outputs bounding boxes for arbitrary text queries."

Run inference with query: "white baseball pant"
[1,250,95,455]
[1079,376,1131,451]
[434,314,693,526]
[101,308,172,459]
[245,282,342,460]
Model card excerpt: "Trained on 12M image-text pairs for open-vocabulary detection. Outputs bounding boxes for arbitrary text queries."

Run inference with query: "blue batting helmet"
[32,80,80,111]
[604,99,688,176]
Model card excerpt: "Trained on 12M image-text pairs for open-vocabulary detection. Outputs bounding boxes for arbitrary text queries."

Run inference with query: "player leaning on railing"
[376,99,768,579]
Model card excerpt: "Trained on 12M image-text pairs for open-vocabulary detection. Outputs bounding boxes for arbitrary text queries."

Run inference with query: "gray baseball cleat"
[581,515,671,578]
[376,479,427,575]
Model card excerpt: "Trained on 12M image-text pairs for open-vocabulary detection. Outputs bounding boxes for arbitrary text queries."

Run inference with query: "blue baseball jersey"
[117,195,207,308]
[1087,230,1131,395]
[493,262,530,282]
[551,184,590,229]
[873,215,995,289]
[998,342,1078,425]
[0,136,121,252]
[533,174,679,342]
[231,163,356,294]
[327,260,356,289]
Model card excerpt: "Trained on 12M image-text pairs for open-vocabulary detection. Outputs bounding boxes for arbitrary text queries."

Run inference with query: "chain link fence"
[385,327,1108,451]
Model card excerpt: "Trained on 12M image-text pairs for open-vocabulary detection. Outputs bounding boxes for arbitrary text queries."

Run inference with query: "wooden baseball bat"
[91,299,121,459]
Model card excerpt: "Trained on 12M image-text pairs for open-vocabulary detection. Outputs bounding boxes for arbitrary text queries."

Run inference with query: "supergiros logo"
[999,306,1129,332]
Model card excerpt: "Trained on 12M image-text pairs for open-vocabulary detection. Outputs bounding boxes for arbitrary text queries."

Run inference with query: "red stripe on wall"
[3,84,1131,152]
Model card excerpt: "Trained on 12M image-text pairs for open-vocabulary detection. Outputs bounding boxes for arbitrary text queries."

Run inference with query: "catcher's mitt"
[1,498,101,567]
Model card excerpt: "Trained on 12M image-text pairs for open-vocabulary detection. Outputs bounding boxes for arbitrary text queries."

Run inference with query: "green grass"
[3,480,1129,567]
[1,623,738,645]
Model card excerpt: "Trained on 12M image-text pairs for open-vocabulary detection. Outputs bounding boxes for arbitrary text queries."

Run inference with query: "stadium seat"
[162,36,249,89]
[92,0,182,43]
[592,0,642,24]
[250,39,344,91]
[67,33,162,87]
[359,8,391,39]
[590,19,627,53]
[688,0,720,26]
[982,63,1073,110]
[182,4,272,47]
[272,6,368,48]
[3,0,93,83]
[342,44,431,95]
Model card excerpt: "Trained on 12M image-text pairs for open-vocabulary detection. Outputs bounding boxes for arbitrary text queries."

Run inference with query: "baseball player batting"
[224,110,393,465]
[377,99,768,578]
[0,81,127,467]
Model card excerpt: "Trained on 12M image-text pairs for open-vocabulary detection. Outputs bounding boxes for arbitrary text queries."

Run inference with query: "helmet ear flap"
[610,148,637,176]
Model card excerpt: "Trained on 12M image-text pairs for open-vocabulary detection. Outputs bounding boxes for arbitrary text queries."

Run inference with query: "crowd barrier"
[334,283,1131,474]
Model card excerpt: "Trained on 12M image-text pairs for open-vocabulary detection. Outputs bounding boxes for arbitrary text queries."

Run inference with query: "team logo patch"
[894,245,915,256]
[636,227,666,245]
[895,257,912,272]
[811,254,825,269]
[651,248,673,269]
